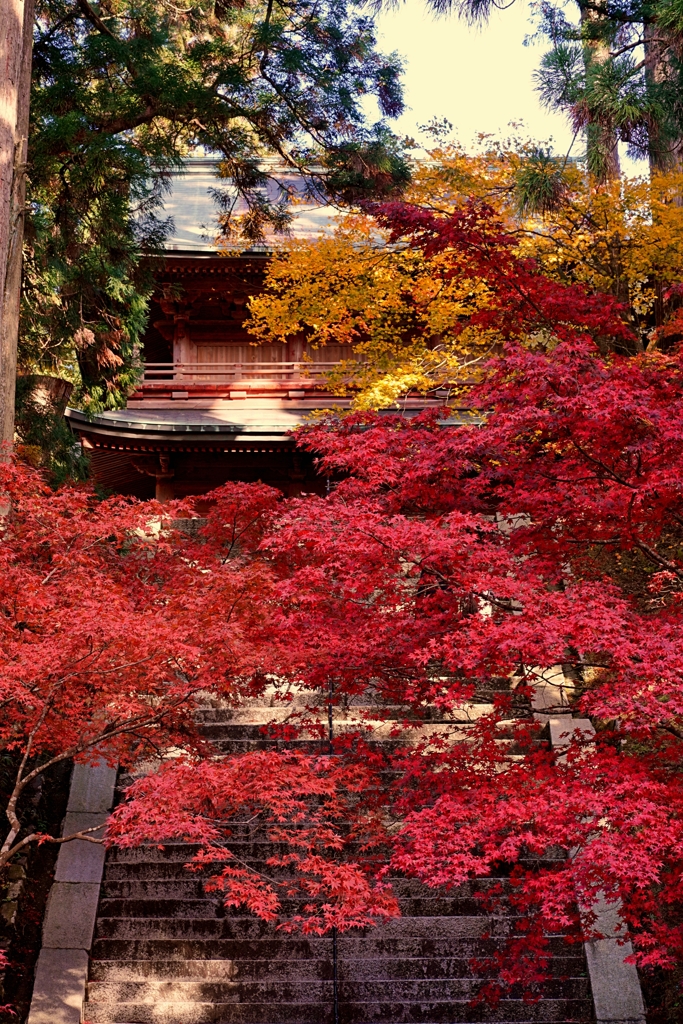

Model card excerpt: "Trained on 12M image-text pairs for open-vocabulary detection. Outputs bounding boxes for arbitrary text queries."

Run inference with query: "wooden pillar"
[173,314,192,379]
[155,455,175,502]
[286,333,305,363]
[132,454,175,501]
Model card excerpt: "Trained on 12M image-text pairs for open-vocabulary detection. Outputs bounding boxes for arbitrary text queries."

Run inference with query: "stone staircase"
[83,686,595,1024]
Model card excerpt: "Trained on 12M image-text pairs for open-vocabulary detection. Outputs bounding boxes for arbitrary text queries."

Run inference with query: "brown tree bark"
[0,0,34,449]
[644,22,683,175]
[580,3,621,182]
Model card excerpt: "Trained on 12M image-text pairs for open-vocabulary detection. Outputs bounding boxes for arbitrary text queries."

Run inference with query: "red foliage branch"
[106,751,398,934]
[291,338,683,971]
[0,468,277,869]
[367,199,636,347]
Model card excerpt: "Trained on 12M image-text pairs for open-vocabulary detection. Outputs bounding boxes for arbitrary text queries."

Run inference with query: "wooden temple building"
[66,159,442,499]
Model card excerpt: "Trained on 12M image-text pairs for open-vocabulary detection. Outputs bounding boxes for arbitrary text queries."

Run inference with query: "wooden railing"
[142,361,347,383]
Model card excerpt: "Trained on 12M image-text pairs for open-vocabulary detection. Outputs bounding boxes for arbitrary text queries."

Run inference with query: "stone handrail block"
[27,760,117,1024]
[586,898,646,1024]
[546,714,646,1024]
[66,762,117,814]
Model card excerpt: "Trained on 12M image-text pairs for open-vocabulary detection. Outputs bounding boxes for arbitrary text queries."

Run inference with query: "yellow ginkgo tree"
[245,137,683,408]
[245,210,502,409]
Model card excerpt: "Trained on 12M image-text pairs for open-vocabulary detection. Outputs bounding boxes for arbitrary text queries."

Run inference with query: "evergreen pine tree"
[9,0,409,418]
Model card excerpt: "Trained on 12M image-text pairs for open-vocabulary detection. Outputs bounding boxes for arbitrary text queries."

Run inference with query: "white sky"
[177,0,645,249]
[375,0,574,151]
[373,0,646,174]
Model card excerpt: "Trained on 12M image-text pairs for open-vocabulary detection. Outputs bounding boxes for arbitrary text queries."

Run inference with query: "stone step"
[99,899,222,919]
[86,695,591,1024]
[103,843,533,873]
[97,897,502,919]
[106,844,223,863]
[86,977,591,1004]
[103,860,374,881]
[91,936,576,962]
[203,740,440,756]
[196,722,487,741]
[202,737,527,756]
[99,878,509,900]
[82,997,592,1023]
[94,916,505,942]
[101,859,524,883]
[193,706,499,725]
[107,841,381,862]
[101,880,211,899]
[89,956,588,983]
[132,839,386,860]
[193,690,523,715]
[104,850,388,871]
[242,680,521,697]
[104,861,222,881]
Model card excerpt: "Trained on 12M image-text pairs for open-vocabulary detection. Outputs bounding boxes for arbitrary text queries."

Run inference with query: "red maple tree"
[109,205,683,984]
[6,203,683,994]
[287,335,683,975]
[0,464,275,869]
[0,464,396,933]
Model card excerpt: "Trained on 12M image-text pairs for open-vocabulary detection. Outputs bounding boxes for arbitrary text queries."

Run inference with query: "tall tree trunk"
[580,3,621,182]
[644,22,683,175]
[642,22,683,337]
[0,0,34,449]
